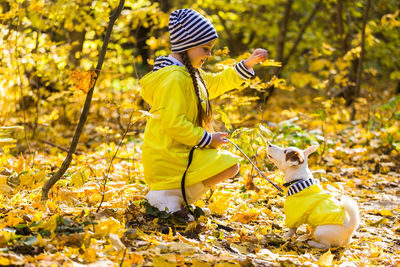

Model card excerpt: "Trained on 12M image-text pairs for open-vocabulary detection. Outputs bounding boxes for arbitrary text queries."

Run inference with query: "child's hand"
[209,132,229,149]
[243,48,269,69]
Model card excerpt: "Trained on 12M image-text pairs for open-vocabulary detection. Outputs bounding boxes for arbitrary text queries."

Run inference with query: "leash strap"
[180,145,234,231]
[181,139,283,224]
[181,146,197,217]
[226,139,284,193]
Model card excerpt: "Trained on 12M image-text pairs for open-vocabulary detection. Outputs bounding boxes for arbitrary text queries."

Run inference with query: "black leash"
[181,146,197,217]
[180,146,234,231]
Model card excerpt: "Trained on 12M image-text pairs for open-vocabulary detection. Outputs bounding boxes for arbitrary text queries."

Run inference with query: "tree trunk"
[264,0,322,105]
[283,0,323,65]
[41,0,126,200]
[276,0,293,65]
[351,0,372,120]
[68,29,86,67]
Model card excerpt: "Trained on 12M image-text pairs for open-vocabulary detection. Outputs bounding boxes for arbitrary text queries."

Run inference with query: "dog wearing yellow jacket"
[267,143,360,249]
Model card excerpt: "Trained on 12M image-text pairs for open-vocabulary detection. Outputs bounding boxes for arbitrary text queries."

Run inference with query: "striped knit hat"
[169,9,218,53]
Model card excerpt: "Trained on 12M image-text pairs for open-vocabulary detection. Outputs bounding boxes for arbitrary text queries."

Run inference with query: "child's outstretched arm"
[200,48,268,99]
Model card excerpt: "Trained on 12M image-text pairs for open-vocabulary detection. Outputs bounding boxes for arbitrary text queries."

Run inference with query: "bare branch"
[41,0,126,200]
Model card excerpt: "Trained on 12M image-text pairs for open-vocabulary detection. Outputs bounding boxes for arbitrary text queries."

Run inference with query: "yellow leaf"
[317,250,334,266]
[0,184,12,193]
[153,255,177,267]
[0,138,16,147]
[31,214,59,233]
[19,173,33,186]
[46,200,58,213]
[232,208,260,224]
[218,110,232,131]
[129,253,144,265]
[261,59,282,67]
[69,171,86,187]
[93,217,124,238]
[34,233,46,246]
[15,153,26,174]
[208,192,232,215]
[33,170,46,184]
[230,243,248,254]
[6,214,23,227]
[0,254,24,265]
[83,238,98,263]
[290,72,315,88]
[214,262,240,267]
[0,175,7,185]
[369,245,382,258]
[322,43,335,56]
[69,70,97,94]
[375,207,393,217]
[192,258,212,267]
[0,229,15,244]
[309,59,327,72]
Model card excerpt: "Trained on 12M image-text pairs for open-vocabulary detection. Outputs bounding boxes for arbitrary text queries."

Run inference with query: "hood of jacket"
[139,56,190,106]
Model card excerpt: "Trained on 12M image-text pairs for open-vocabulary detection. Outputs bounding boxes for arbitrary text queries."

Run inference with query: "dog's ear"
[286,151,304,166]
[304,145,318,157]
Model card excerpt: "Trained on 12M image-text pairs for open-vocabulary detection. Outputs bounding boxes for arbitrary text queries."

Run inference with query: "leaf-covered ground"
[1,91,399,266]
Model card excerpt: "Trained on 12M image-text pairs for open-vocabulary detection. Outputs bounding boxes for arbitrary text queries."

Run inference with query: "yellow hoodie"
[139,61,252,190]
[284,182,345,228]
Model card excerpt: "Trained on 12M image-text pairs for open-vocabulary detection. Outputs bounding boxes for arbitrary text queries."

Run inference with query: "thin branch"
[263,0,293,106]
[41,0,126,200]
[216,12,236,46]
[264,0,323,105]
[39,139,83,155]
[283,0,324,65]
[96,110,140,213]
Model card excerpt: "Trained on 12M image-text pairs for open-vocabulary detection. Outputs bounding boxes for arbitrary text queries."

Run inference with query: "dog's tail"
[341,195,360,232]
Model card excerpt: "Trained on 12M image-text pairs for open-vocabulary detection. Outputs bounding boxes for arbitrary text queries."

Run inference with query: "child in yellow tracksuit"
[139,8,268,213]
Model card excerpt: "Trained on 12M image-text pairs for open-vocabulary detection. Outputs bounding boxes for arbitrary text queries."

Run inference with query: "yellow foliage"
[290,72,317,88]
[30,214,59,233]
[69,171,87,187]
[93,217,124,238]
[0,184,12,193]
[261,59,282,67]
[232,208,260,224]
[375,207,393,217]
[317,250,334,266]
[83,238,99,263]
[209,191,232,215]
[309,59,328,72]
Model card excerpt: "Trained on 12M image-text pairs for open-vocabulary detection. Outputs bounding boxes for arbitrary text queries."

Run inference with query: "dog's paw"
[283,228,297,239]
[297,234,312,242]
[308,240,330,249]
[283,231,295,239]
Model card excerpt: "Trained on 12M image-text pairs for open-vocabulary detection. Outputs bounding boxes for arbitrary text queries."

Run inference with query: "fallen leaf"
[318,250,334,266]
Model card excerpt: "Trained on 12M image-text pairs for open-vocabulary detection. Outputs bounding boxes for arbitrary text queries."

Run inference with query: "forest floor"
[0,90,399,266]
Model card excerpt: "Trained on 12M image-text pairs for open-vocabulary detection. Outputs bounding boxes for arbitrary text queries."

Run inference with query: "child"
[139,8,267,213]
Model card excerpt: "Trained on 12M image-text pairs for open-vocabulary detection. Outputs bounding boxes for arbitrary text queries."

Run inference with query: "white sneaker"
[145,189,182,213]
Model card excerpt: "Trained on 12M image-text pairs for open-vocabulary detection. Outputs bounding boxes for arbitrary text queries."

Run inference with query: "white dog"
[267,143,360,249]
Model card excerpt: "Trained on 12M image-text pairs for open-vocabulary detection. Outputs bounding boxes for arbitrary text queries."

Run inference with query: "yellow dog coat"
[284,179,345,228]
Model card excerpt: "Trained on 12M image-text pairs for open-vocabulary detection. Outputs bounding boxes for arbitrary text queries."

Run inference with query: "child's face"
[187,39,216,68]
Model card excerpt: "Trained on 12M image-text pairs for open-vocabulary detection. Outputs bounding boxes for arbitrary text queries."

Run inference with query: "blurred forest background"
[0,0,399,266]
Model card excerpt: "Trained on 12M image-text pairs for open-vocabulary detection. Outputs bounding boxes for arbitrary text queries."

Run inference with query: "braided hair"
[180,51,213,132]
